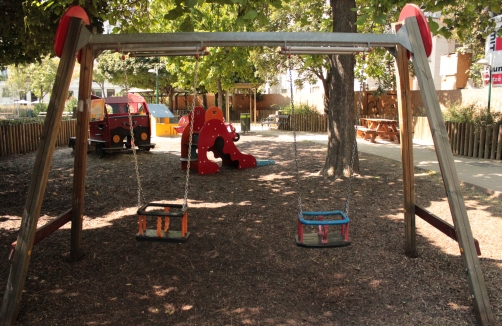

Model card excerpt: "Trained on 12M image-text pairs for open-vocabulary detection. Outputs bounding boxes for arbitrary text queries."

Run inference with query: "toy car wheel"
[233,133,240,142]
[96,144,105,158]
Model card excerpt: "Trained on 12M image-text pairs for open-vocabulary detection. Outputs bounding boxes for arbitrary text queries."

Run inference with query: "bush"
[473,110,502,125]
[65,97,77,113]
[442,103,475,123]
[442,102,502,125]
[273,102,318,115]
[33,103,48,116]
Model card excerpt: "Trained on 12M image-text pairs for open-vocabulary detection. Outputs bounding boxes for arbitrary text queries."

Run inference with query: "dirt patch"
[1,131,501,325]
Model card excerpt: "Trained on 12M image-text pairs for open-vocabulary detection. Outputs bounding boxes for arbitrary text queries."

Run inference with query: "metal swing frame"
[1,16,495,326]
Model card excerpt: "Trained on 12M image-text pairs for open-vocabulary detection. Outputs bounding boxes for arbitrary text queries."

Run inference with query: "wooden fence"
[0,119,76,156]
[445,121,502,160]
[280,113,329,132]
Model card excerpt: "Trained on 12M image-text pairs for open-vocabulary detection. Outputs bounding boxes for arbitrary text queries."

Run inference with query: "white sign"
[484,15,502,87]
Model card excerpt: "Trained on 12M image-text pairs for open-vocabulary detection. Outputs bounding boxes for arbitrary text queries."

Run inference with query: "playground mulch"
[0,130,501,325]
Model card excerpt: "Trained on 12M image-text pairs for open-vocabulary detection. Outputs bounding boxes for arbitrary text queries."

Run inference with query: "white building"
[265,21,458,104]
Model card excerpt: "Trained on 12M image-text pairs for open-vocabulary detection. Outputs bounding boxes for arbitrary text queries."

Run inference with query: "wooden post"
[253,88,257,125]
[0,18,84,326]
[490,125,497,160]
[464,123,470,156]
[70,38,94,262]
[249,88,252,126]
[479,125,485,159]
[405,16,495,325]
[473,124,479,158]
[393,23,417,258]
[225,91,230,122]
[484,125,491,159]
[497,125,502,160]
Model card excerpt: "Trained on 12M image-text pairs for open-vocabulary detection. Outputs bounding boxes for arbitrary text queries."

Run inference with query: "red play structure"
[180,106,272,175]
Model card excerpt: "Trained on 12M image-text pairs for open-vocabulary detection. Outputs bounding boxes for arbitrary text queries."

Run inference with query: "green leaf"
[356,14,368,26]
[185,0,198,8]
[180,17,194,32]
[270,0,282,9]
[428,20,439,34]
[242,9,258,20]
[305,56,312,67]
[164,7,186,20]
[375,14,387,26]
[190,8,204,19]
[258,12,268,25]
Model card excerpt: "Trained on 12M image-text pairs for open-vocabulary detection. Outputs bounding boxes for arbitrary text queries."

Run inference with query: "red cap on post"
[54,6,90,61]
[398,4,433,59]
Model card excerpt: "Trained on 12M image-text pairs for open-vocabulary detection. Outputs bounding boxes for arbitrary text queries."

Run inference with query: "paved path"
[250,127,502,197]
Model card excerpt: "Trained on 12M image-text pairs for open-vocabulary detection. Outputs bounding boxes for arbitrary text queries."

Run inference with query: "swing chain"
[288,52,303,219]
[183,48,200,209]
[122,55,145,208]
[344,52,366,216]
[123,54,146,208]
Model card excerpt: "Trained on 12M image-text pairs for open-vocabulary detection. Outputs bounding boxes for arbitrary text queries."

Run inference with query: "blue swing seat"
[296,210,351,248]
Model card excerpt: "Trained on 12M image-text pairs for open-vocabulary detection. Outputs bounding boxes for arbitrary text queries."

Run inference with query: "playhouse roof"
[148,104,175,118]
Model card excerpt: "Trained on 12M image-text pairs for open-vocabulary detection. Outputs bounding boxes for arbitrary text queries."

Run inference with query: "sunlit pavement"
[247,126,502,198]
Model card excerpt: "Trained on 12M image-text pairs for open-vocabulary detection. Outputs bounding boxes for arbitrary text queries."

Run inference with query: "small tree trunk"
[167,87,174,108]
[217,76,223,109]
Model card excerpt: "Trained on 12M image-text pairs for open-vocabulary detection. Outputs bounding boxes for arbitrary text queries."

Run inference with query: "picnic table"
[260,114,289,129]
[356,118,400,143]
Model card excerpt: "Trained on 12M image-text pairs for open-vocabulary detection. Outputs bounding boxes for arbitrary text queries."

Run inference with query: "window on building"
[281,89,288,94]
[2,88,9,98]
[311,86,320,93]
[93,89,103,98]
[107,89,115,98]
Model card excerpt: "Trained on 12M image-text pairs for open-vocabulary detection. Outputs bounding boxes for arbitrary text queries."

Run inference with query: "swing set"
[0,4,496,326]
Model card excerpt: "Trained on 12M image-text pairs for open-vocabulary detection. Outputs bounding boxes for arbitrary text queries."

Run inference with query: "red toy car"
[69,93,156,157]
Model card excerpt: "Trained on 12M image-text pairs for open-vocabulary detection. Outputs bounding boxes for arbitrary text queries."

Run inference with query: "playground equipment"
[68,93,156,158]
[1,4,495,326]
[180,106,274,175]
[175,112,240,141]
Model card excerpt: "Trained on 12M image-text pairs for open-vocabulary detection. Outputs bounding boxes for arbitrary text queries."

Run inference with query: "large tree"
[324,0,358,177]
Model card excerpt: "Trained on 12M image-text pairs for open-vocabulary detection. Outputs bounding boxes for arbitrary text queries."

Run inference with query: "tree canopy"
[2,1,501,70]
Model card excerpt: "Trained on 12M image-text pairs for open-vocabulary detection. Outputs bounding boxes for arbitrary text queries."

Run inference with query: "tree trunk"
[167,87,174,108]
[320,0,359,178]
[217,76,223,109]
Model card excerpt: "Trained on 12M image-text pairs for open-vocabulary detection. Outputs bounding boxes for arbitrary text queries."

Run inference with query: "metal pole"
[487,55,492,113]
[155,68,159,104]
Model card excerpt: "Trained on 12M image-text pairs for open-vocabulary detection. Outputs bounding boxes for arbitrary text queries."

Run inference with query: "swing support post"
[70,29,94,262]
[392,22,417,258]
[0,17,85,326]
[405,16,495,325]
